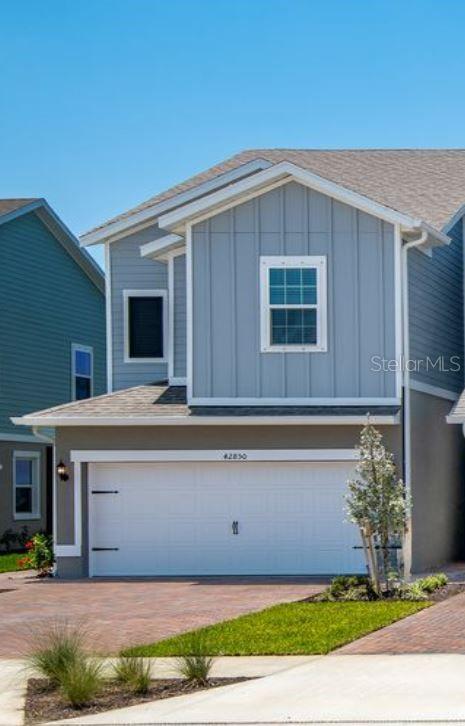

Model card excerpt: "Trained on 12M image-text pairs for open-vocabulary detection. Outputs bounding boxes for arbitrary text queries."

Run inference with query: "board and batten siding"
[0,212,106,435]
[191,181,397,401]
[173,254,187,379]
[409,217,464,394]
[110,225,169,390]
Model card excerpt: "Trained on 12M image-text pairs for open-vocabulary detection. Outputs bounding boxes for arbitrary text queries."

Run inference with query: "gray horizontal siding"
[173,254,186,379]
[110,225,168,390]
[409,218,464,393]
[0,212,106,434]
[192,181,397,400]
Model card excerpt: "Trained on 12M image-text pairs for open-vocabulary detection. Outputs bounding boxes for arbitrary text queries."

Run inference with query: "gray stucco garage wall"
[410,389,465,571]
[192,181,397,400]
[54,423,402,577]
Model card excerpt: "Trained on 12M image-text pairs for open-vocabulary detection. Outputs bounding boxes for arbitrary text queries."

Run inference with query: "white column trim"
[186,223,193,400]
[104,241,113,393]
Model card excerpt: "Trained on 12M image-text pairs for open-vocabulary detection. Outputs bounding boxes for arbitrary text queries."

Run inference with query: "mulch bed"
[304,582,465,604]
[25,677,249,724]
[429,583,465,602]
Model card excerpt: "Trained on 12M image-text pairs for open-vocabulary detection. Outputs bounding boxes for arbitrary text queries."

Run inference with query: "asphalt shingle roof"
[86,149,465,236]
[18,383,399,421]
[0,198,38,217]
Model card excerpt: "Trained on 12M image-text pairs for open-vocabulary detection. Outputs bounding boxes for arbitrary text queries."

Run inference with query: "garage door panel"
[89,460,365,576]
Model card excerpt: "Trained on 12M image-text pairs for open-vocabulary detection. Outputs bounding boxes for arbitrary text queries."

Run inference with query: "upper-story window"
[13,451,41,520]
[72,344,93,400]
[124,290,167,363]
[260,256,327,353]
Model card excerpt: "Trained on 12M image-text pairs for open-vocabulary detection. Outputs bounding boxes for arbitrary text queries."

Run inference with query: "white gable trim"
[158,161,426,234]
[80,159,272,246]
[140,234,184,261]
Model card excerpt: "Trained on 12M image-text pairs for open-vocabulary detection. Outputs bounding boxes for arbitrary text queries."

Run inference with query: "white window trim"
[260,256,327,353]
[123,289,168,364]
[71,343,94,401]
[13,450,41,521]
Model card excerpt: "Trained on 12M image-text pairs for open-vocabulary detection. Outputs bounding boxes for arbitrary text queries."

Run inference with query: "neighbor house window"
[124,290,167,362]
[13,451,41,520]
[260,256,327,353]
[72,344,93,400]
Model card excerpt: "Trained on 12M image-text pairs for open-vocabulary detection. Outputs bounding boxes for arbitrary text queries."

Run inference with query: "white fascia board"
[79,159,273,246]
[12,414,400,427]
[443,205,465,234]
[140,234,184,261]
[158,161,423,233]
[410,379,459,402]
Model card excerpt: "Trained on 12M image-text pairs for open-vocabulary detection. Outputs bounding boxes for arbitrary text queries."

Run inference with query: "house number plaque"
[222,452,248,461]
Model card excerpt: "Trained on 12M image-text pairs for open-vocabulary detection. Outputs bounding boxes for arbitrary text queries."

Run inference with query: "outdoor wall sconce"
[56,460,69,482]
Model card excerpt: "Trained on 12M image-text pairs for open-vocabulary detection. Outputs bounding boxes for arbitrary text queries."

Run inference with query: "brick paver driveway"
[0,571,325,657]
[337,591,465,654]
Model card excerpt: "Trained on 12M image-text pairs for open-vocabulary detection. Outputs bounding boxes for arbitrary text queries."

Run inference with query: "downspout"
[32,426,54,444]
[401,228,428,578]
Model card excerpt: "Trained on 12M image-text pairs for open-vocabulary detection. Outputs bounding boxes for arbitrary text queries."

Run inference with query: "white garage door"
[88,460,365,576]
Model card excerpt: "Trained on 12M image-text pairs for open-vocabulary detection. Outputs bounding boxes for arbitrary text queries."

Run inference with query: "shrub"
[17,525,32,549]
[398,581,429,601]
[20,533,54,576]
[398,573,448,601]
[316,575,379,602]
[113,655,151,694]
[175,632,213,686]
[28,622,85,686]
[0,528,18,553]
[418,573,448,593]
[59,658,103,708]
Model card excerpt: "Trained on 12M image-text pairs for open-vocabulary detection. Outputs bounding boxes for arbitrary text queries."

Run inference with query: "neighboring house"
[15,150,465,577]
[0,198,106,543]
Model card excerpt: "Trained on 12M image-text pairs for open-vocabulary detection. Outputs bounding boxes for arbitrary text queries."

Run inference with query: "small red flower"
[25,540,33,550]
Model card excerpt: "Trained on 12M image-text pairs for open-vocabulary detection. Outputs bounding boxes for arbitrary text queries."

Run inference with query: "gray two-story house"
[15,150,465,577]
[0,198,106,542]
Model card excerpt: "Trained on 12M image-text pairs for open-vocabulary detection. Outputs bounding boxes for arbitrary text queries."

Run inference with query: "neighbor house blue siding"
[191,181,397,400]
[0,212,106,434]
[409,218,464,393]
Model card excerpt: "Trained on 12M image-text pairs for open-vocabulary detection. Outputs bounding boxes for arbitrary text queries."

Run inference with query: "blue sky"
[1,0,465,268]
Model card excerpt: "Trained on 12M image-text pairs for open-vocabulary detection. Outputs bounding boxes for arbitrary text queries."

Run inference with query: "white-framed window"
[123,289,167,363]
[72,344,93,400]
[260,256,327,353]
[13,451,41,520]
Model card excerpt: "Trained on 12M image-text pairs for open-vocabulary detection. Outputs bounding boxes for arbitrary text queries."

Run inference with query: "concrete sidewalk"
[0,655,315,726]
[56,654,465,724]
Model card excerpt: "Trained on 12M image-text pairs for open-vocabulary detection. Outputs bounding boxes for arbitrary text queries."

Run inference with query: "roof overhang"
[12,413,400,427]
[79,159,273,246]
[157,161,449,249]
[140,234,184,262]
[0,199,105,293]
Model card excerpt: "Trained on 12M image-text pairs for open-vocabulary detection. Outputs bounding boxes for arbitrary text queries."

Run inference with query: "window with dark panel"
[72,345,93,400]
[128,296,164,359]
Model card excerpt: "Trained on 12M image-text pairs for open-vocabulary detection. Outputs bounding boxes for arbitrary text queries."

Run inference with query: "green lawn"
[124,600,429,657]
[0,552,29,573]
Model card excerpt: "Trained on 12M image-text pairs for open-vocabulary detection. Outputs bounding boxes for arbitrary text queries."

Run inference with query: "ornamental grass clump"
[175,632,214,686]
[28,622,85,686]
[113,655,151,694]
[59,658,103,708]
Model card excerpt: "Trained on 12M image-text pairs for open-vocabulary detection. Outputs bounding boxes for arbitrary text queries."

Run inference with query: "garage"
[88,454,365,577]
